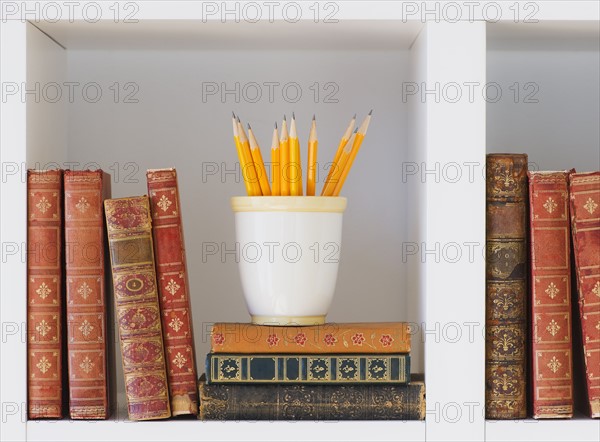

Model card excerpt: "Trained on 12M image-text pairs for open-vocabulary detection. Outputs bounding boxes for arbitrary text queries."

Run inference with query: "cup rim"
[231,196,347,213]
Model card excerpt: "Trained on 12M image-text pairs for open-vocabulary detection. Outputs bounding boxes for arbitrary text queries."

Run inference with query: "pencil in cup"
[279,116,290,196]
[247,123,272,196]
[232,113,261,196]
[289,113,303,196]
[306,115,318,196]
[332,111,372,196]
[271,123,281,196]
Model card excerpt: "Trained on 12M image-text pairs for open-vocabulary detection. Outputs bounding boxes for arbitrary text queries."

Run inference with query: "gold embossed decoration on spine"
[486,154,528,419]
[104,197,171,420]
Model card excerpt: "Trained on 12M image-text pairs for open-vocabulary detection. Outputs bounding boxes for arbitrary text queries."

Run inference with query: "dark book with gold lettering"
[485,154,528,419]
[198,374,425,420]
[206,353,409,384]
[104,196,171,421]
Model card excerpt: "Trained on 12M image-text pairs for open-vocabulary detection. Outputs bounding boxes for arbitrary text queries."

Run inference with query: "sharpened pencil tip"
[353,114,356,119]
[232,111,236,118]
[275,122,277,129]
[247,123,251,130]
[237,116,240,123]
[312,114,315,121]
[283,115,286,121]
[354,128,358,133]
[292,112,296,120]
[369,109,373,115]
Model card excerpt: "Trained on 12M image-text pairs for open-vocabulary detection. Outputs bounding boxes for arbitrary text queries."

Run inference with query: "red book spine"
[64,170,110,419]
[569,171,600,418]
[104,196,171,421]
[529,171,574,418]
[27,169,64,419]
[147,168,198,416]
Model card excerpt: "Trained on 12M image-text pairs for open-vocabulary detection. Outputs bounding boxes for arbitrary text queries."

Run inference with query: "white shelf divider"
[421,20,487,442]
[0,19,28,442]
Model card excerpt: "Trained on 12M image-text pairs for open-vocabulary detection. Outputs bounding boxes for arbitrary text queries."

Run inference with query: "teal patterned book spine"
[206,353,410,384]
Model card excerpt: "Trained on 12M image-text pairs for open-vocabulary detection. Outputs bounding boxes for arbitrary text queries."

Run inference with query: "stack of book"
[27,168,199,420]
[485,155,599,419]
[198,322,425,420]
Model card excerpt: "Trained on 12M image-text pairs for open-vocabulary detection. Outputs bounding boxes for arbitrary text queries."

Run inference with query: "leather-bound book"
[569,171,600,418]
[485,154,528,419]
[64,170,111,419]
[147,168,198,416]
[206,353,410,384]
[210,322,411,354]
[529,171,574,418]
[198,374,425,420]
[28,169,64,419]
[104,196,171,421]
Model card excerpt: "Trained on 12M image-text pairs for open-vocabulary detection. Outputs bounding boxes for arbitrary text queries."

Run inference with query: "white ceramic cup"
[231,196,347,326]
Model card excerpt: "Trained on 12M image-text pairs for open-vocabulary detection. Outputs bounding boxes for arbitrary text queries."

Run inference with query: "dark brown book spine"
[529,171,574,418]
[27,169,64,419]
[64,170,110,419]
[485,154,528,419]
[198,377,425,420]
[569,171,600,418]
[147,168,198,416]
[104,196,171,421]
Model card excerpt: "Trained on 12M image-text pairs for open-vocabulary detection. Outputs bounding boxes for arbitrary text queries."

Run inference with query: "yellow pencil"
[247,124,272,196]
[322,114,356,195]
[271,123,280,196]
[306,115,318,196]
[237,116,262,196]
[232,112,254,196]
[332,110,372,196]
[289,112,303,195]
[321,129,357,197]
[280,116,290,196]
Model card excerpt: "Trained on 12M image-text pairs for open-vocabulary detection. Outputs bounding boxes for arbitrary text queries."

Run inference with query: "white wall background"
[487,48,600,169]
[65,49,415,405]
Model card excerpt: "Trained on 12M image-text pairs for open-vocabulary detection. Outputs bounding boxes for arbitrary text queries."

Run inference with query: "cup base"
[251,315,326,326]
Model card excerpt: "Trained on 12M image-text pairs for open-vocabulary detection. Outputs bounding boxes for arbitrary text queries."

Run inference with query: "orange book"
[210,322,411,354]
[570,171,600,418]
[529,171,574,418]
[64,170,111,419]
[28,169,64,419]
[147,169,198,416]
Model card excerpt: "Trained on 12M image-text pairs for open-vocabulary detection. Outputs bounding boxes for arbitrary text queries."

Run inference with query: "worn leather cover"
[147,168,198,416]
[210,322,411,354]
[64,170,111,419]
[569,171,600,418]
[104,196,171,420]
[198,375,425,420]
[206,353,409,384]
[529,171,574,418]
[27,169,64,419]
[485,154,528,419]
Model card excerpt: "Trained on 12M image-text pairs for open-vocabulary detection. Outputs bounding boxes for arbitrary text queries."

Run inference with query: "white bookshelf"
[1,2,598,441]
